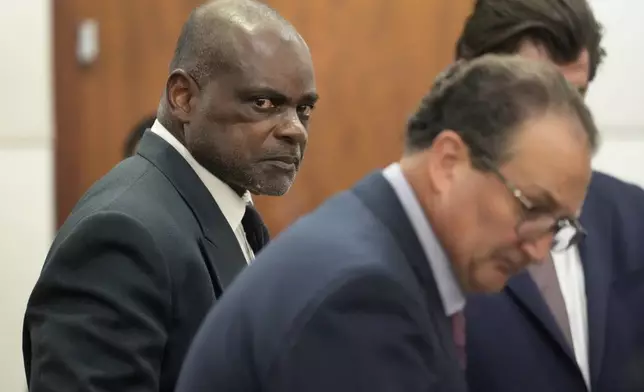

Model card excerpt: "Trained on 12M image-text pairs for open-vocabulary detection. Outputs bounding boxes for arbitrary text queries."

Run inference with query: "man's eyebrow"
[526,187,576,215]
[237,87,319,104]
[237,87,287,100]
[531,190,559,208]
[301,92,319,105]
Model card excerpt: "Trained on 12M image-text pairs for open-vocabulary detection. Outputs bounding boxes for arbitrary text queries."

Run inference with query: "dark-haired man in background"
[458,1,644,391]
[23,0,317,391]
[176,55,597,392]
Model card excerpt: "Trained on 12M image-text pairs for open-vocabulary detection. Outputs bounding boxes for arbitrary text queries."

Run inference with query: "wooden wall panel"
[254,0,473,233]
[54,0,202,227]
[55,0,472,233]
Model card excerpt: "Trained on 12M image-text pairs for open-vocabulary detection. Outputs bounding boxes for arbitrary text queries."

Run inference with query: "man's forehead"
[232,22,307,58]
[225,29,315,98]
[504,113,592,213]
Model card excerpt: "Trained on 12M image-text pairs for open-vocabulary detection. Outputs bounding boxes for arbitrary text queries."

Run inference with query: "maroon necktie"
[451,311,466,369]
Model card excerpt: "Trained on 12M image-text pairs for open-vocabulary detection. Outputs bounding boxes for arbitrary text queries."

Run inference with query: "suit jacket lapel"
[506,272,577,362]
[137,131,247,294]
[352,172,459,364]
[579,177,614,387]
[505,173,614,387]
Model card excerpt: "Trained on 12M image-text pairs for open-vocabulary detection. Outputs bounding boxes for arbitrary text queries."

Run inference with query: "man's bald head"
[160,0,316,197]
[169,0,304,85]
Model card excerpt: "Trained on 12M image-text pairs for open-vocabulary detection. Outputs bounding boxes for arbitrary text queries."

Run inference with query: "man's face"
[170,26,317,196]
[446,40,593,292]
[517,40,591,95]
[433,113,592,293]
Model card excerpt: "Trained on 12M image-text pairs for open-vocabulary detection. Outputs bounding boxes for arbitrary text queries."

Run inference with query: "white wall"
[587,0,644,187]
[0,1,53,391]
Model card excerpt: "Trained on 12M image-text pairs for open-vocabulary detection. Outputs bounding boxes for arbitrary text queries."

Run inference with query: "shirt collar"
[149,120,251,231]
[382,163,466,316]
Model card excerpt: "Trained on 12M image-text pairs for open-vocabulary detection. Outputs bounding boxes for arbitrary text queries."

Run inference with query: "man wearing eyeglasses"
[459,1,644,391]
[175,55,597,392]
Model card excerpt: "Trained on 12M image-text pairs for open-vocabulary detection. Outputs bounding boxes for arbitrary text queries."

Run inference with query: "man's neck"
[400,155,463,287]
[157,117,186,145]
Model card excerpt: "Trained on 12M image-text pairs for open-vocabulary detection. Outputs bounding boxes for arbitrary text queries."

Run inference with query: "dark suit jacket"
[23,132,264,392]
[466,171,644,392]
[175,172,468,392]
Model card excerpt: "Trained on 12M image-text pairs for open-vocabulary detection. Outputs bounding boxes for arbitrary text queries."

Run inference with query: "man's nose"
[273,110,308,146]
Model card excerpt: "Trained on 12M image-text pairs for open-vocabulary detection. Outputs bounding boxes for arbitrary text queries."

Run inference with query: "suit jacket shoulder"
[24,132,247,392]
[176,173,467,392]
[587,170,644,274]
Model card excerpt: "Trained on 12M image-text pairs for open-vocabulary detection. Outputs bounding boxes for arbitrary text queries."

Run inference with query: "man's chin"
[247,176,295,197]
[469,265,512,293]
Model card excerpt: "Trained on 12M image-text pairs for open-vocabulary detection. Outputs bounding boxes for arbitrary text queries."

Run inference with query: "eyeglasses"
[478,157,586,252]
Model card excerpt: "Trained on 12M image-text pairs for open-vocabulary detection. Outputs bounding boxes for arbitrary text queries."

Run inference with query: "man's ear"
[165,69,199,123]
[427,129,469,193]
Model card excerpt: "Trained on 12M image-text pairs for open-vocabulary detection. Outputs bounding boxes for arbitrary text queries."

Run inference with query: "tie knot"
[243,203,260,220]
[241,204,270,253]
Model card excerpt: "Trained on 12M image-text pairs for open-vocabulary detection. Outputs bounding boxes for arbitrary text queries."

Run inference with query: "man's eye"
[298,104,314,117]
[253,98,276,109]
[522,204,551,219]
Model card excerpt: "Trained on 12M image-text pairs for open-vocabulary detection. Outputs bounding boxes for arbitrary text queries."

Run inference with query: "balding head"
[159,0,317,197]
[169,0,305,86]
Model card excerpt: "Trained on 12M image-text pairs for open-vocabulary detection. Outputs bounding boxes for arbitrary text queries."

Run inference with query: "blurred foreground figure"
[23,0,316,391]
[176,55,598,392]
[458,1,644,391]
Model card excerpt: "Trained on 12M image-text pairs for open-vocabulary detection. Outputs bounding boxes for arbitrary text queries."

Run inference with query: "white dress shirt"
[149,121,254,262]
[383,163,466,316]
[552,247,590,388]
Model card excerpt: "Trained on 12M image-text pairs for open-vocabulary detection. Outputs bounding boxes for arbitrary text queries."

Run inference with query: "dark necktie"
[241,204,270,254]
[528,254,573,349]
[451,310,466,369]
